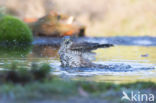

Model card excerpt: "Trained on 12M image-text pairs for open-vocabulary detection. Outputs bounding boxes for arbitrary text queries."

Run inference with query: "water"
[0,36,156,83]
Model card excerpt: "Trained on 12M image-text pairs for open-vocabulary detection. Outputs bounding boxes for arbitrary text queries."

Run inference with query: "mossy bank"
[0,16,33,44]
[0,62,156,102]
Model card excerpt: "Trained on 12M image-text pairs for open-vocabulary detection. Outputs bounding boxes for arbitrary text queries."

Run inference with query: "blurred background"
[1,0,156,37]
[0,1,156,103]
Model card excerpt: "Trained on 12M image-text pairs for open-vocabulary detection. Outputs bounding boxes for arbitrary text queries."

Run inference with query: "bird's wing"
[70,42,113,51]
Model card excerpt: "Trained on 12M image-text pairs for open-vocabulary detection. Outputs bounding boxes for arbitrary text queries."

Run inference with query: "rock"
[28,11,85,37]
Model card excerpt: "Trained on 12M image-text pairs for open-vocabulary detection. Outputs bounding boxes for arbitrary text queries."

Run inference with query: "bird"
[58,36,113,68]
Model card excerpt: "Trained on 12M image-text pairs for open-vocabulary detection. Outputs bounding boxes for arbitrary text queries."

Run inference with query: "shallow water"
[0,36,156,83]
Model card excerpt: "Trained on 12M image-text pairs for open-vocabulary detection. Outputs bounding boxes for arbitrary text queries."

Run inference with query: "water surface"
[0,36,156,83]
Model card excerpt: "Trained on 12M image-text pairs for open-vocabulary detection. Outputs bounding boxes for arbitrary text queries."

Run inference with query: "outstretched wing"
[70,42,113,51]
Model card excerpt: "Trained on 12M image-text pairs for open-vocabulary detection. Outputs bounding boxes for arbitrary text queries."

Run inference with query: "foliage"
[1,62,52,83]
[31,63,51,80]
[0,62,156,101]
[0,15,33,44]
[0,79,156,100]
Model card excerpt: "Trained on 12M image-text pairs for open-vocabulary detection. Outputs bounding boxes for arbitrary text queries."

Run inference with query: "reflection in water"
[0,45,32,58]
[95,46,156,64]
[51,45,156,83]
[0,44,156,83]
[30,45,59,58]
[28,45,156,64]
[75,73,156,83]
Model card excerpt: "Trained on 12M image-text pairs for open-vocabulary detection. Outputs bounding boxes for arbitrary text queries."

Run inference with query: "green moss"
[0,80,156,100]
[1,62,52,83]
[31,63,51,80]
[0,62,156,100]
[0,16,33,44]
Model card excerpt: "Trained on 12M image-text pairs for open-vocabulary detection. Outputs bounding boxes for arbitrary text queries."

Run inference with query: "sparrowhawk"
[58,36,113,68]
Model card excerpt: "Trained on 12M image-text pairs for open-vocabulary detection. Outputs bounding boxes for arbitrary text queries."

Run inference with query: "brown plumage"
[58,36,113,68]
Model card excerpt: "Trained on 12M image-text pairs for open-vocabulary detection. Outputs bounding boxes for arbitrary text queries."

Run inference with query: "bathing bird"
[58,36,113,68]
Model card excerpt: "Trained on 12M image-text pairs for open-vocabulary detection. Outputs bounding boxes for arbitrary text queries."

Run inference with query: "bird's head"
[61,36,73,49]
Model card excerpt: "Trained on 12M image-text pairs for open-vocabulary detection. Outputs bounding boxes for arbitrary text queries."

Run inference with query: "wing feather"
[70,42,113,51]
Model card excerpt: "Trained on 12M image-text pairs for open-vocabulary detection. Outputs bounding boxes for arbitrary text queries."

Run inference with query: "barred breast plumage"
[58,36,113,68]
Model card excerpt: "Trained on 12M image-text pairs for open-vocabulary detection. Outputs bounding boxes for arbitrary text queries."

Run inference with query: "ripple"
[50,61,155,77]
